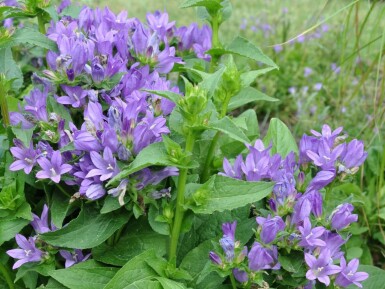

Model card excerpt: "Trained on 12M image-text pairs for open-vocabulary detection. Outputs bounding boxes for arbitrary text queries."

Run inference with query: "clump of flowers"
[210,125,369,288]
[7,204,90,269]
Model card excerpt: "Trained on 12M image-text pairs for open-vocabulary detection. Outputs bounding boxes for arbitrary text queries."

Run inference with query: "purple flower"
[338,139,367,173]
[57,85,88,108]
[31,204,53,234]
[291,196,312,225]
[256,215,285,244]
[321,231,346,260]
[304,67,313,78]
[310,124,343,147]
[6,234,43,269]
[9,140,37,174]
[335,257,368,288]
[305,249,341,286]
[299,134,319,164]
[209,251,222,265]
[248,242,280,271]
[220,155,244,179]
[59,249,91,268]
[330,203,358,230]
[307,169,336,191]
[219,221,237,261]
[36,151,72,183]
[86,147,119,181]
[233,268,248,283]
[306,140,344,170]
[298,218,326,248]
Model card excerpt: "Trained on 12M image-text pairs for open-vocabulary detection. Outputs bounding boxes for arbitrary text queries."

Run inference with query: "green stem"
[229,273,237,289]
[168,132,195,266]
[0,76,10,127]
[209,15,220,73]
[0,262,15,289]
[200,93,230,182]
[37,13,46,35]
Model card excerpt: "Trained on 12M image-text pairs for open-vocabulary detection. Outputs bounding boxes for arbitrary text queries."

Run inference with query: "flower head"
[36,151,72,183]
[6,234,43,269]
[305,249,341,286]
[335,257,369,288]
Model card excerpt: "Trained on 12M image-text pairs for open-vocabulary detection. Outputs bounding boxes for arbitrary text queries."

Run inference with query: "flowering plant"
[0,0,382,289]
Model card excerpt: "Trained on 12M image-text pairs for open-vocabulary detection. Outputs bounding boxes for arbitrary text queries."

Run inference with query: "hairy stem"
[168,132,195,266]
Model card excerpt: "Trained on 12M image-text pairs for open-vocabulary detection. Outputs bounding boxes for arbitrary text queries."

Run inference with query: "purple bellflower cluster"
[211,125,369,288]
[8,7,212,203]
[6,4,212,271]
[7,205,90,269]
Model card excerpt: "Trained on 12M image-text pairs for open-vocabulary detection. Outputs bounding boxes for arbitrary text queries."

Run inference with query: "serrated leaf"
[228,87,278,111]
[103,250,158,289]
[263,118,298,158]
[0,48,23,91]
[107,142,197,187]
[49,260,118,289]
[240,67,276,87]
[0,216,29,245]
[225,36,278,68]
[199,66,225,97]
[41,206,130,249]
[187,175,273,214]
[92,219,167,266]
[156,277,188,289]
[0,28,57,51]
[39,278,68,289]
[208,116,249,143]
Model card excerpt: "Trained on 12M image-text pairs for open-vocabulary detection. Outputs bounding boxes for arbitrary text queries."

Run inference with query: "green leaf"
[278,251,306,277]
[92,219,167,266]
[49,260,118,289]
[107,142,197,187]
[123,279,162,289]
[228,87,278,111]
[187,175,273,214]
[59,5,82,18]
[263,118,298,157]
[41,6,59,22]
[143,89,182,104]
[225,36,278,68]
[16,262,55,282]
[0,28,57,51]
[200,66,226,97]
[0,216,29,245]
[240,67,276,87]
[41,206,130,249]
[11,126,35,146]
[347,265,385,289]
[180,240,224,288]
[50,193,69,229]
[208,116,250,143]
[156,277,188,289]
[346,246,363,259]
[39,278,68,289]
[148,205,170,235]
[0,48,23,91]
[47,96,72,126]
[103,250,158,289]
[180,0,222,11]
